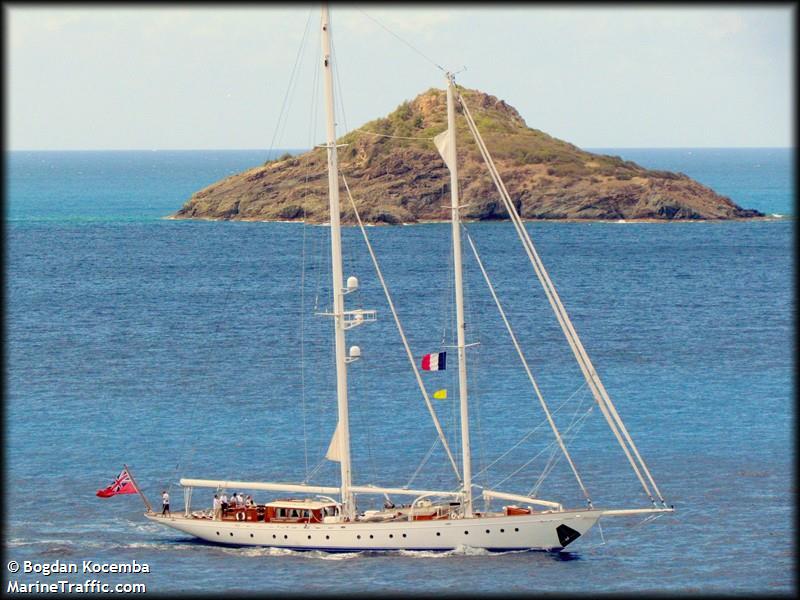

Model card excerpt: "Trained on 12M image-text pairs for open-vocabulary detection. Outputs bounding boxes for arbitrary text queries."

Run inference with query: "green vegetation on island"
[173,87,762,223]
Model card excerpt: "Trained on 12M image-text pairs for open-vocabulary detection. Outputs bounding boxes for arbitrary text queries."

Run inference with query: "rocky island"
[172,87,762,224]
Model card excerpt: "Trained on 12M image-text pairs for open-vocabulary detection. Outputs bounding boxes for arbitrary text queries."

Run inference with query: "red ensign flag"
[96,468,137,498]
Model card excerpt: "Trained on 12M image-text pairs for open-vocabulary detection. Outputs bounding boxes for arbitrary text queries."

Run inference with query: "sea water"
[5,148,794,594]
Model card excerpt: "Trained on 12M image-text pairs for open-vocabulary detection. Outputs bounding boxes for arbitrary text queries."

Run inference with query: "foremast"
[445,73,474,517]
[321,4,354,520]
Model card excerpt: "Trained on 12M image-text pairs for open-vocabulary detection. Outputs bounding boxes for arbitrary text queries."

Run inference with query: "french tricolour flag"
[421,351,446,371]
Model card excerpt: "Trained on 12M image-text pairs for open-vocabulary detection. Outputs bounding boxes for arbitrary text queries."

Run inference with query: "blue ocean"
[5,148,794,594]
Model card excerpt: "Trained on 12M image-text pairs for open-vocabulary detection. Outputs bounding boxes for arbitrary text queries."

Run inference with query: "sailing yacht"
[145,5,674,552]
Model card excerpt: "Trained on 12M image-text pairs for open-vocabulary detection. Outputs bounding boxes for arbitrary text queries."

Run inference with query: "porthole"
[272,534,276,539]
[500,529,505,533]
[369,535,374,539]
[485,529,490,534]
[402,533,407,538]
[357,535,361,539]
[389,534,393,539]
[464,531,469,535]
[229,532,234,537]
[308,535,312,540]
[325,535,330,540]
[250,534,254,538]
[216,532,220,536]
[436,532,441,536]
[514,528,519,532]
[284,534,288,539]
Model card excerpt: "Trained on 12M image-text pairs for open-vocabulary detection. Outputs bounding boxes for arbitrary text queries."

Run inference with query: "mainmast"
[446,73,473,517]
[320,4,354,520]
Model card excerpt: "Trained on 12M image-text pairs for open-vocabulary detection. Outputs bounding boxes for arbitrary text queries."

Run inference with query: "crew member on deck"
[213,494,221,520]
[161,490,170,517]
[220,492,228,516]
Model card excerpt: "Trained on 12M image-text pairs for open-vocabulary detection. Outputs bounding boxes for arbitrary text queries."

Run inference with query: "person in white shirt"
[213,494,221,520]
[220,493,229,516]
[161,490,170,517]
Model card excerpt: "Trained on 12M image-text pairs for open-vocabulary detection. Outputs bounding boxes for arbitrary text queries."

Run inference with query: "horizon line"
[5,145,794,152]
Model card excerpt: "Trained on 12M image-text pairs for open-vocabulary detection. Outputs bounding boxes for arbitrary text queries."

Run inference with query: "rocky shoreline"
[172,87,763,224]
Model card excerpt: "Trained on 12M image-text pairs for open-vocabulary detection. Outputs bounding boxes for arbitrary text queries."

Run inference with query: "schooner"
[145,4,674,552]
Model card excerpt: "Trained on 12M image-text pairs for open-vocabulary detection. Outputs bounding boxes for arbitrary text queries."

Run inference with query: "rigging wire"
[406,437,441,488]
[461,239,489,492]
[530,443,561,497]
[167,445,197,501]
[340,170,462,482]
[442,181,458,465]
[429,182,456,468]
[193,14,309,485]
[304,456,328,484]
[440,183,455,348]
[308,29,327,317]
[297,11,327,482]
[471,382,587,480]
[583,514,663,552]
[267,8,314,159]
[463,225,593,506]
[329,32,359,283]
[350,380,381,485]
[299,216,310,480]
[471,356,490,495]
[330,9,459,491]
[490,404,594,490]
[530,403,595,498]
[356,8,446,74]
[458,91,665,506]
[352,128,435,141]
[330,30,349,136]
[328,24,381,486]
[530,386,591,497]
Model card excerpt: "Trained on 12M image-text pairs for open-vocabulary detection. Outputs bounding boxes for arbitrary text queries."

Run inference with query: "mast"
[446,73,473,517]
[321,4,354,520]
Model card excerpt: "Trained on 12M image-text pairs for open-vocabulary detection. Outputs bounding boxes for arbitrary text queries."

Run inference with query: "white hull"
[145,510,601,552]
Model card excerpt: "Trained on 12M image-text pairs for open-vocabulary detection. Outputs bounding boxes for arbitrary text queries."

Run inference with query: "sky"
[6,4,795,150]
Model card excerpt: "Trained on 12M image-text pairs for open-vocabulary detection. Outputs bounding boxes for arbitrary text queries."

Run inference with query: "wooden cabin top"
[263,499,337,510]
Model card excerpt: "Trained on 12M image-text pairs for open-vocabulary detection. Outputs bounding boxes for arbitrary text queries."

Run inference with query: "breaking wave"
[5,538,77,547]
[397,545,528,558]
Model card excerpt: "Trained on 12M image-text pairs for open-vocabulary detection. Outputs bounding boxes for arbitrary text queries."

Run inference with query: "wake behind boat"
[145,4,674,552]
